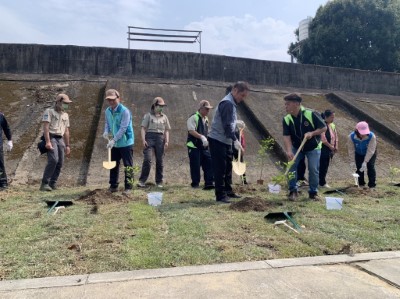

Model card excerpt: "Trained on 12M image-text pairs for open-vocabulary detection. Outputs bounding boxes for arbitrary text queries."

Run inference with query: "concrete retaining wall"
[2,43,400,95]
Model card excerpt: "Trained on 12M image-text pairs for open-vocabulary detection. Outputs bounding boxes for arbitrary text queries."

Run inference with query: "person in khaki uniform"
[40,94,72,191]
[137,97,171,188]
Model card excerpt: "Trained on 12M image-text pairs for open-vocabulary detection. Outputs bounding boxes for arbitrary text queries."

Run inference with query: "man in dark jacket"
[0,112,13,190]
[208,81,250,203]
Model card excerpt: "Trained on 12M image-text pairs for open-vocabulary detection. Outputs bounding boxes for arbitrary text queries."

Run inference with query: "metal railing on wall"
[127,26,202,53]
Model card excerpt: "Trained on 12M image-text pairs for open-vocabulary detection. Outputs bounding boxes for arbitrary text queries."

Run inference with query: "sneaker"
[40,184,53,192]
[309,193,322,201]
[297,180,308,187]
[122,189,132,196]
[109,186,118,193]
[157,184,163,188]
[227,192,241,198]
[288,191,299,201]
[191,184,200,189]
[216,197,231,204]
[49,183,57,190]
[137,181,146,188]
[320,184,331,189]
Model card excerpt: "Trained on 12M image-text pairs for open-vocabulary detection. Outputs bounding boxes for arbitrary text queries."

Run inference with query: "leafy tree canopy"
[288,0,400,72]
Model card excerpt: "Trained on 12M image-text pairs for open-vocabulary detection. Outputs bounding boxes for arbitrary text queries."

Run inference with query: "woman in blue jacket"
[347,121,377,189]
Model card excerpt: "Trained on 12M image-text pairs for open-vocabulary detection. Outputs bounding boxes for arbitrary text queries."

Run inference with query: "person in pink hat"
[347,121,377,189]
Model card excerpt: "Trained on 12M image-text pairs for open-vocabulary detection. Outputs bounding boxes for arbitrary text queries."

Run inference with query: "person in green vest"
[319,110,338,188]
[282,93,327,201]
[186,100,214,189]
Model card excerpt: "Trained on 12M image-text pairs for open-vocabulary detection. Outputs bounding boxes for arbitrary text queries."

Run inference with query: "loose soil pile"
[230,197,283,212]
[76,189,131,205]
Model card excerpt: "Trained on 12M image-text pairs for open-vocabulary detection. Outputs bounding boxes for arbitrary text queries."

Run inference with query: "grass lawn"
[1,182,400,280]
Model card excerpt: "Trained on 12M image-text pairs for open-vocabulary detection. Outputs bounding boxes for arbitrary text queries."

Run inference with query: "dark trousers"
[139,132,165,184]
[188,147,214,187]
[42,137,65,185]
[209,137,232,200]
[225,146,233,193]
[297,156,306,181]
[110,145,133,190]
[319,150,331,186]
[355,152,377,188]
[0,147,7,187]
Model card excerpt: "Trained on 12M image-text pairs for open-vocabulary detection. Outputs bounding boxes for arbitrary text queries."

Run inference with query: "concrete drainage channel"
[77,85,106,186]
[325,92,400,150]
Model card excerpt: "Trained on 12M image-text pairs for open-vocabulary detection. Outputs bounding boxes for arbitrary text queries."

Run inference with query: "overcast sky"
[0,0,329,62]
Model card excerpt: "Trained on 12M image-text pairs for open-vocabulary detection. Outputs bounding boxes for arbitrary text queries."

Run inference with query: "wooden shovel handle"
[292,137,307,162]
[284,137,307,176]
[237,128,244,161]
[108,147,112,162]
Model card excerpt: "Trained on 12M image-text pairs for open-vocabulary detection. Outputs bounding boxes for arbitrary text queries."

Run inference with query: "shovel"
[352,173,360,187]
[324,187,347,195]
[232,127,246,175]
[103,147,116,169]
[274,220,300,234]
[265,211,295,222]
[284,137,307,176]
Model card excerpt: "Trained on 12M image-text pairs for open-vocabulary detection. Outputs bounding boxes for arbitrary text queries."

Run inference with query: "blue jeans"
[288,148,321,195]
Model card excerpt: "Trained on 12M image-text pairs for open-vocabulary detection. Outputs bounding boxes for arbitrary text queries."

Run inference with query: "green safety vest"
[187,111,208,148]
[284,106,322,150]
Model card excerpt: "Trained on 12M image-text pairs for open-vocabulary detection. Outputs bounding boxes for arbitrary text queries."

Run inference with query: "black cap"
[284,93,302,103]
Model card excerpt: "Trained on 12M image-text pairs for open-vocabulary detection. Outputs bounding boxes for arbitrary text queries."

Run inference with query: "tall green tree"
[289,0,400,72]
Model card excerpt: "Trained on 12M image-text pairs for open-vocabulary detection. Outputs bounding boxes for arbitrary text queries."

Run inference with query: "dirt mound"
[230,197,282,212]
[76,189,131,205]
[235,185,258,193]
[342,186,370,196]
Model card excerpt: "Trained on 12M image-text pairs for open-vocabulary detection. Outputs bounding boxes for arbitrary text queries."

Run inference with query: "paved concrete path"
[1,251,400,298]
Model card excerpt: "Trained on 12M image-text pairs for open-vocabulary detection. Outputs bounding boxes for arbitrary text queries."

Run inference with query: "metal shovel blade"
[352,173,360,187]
[232,129,246,176]
[232,160,246,175]
[265,211,295,222]
[103,147,116,169]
